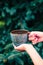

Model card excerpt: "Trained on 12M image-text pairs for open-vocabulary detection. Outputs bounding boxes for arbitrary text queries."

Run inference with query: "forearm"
[25,44,43,65]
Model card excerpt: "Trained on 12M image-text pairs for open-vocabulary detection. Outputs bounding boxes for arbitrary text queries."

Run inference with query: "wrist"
[24,44,33,51]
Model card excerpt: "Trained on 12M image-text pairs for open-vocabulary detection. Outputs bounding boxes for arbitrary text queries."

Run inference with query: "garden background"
[0,0,43,65]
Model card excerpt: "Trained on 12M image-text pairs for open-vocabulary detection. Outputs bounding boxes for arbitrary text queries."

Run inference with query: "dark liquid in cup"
[11,30,28,34]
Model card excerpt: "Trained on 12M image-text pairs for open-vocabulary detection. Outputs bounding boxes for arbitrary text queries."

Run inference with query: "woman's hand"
[14,31,43,51]
[28,31,43,45]
[14,44,31,51]
[14,43,43,65]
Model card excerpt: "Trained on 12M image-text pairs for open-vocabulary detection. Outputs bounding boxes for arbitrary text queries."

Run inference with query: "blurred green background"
[0,0,43,65]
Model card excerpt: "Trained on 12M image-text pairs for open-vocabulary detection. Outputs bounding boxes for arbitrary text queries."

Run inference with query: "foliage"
[0,0,43,65]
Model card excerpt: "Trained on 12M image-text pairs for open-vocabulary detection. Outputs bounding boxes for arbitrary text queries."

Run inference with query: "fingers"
[32,38,38,45]
[32,37,42,45]
[14,44,25,51]
[29,34,36,41]
[28,32,35,41]
[28,31,41,44]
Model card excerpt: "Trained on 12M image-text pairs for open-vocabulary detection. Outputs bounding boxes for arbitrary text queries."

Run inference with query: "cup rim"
[10,30,28,34]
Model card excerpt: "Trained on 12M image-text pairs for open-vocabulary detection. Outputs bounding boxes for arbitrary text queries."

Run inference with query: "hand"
[14,43,43,65]
[28,31,43,44]
[14,44,31,51]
